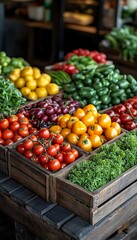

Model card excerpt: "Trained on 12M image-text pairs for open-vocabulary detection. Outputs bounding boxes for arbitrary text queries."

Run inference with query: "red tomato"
[4,139,14,146]
[29,127,38,134]
[18,127,29,137]
[23,139,34,150]
[33,144,44,155]
[16,143,25,154]
[18,117,29,125]
[64,152,75,164]
[12,135,22,142]
[48,159,61,171]
[0,138,4,145]
[47,145,57,156]
[120,113,132,123]
[28,123,33,128]
[53,143,60,152]
[55,153,64,163]
[60,162,67,169]
[0,119,9,130]
[71,149,79,159]
[31,156,39,163]
[52,134,64,144]
[7,114,18,123]
[10,122,20,132]
[43,163,49,170]
[16,113,25,118]
[30,135,38,142]
[125,121,136,131]
[24,150,33,159]
[2,129,14,140]
[38,154,49,165]
[133,102,137,110]
[0,130,1,139]
[61,143,71,152]
[38,128,50,139]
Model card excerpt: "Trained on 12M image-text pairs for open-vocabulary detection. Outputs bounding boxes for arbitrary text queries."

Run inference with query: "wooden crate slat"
[0,159,8,174]
[0,179,22,195]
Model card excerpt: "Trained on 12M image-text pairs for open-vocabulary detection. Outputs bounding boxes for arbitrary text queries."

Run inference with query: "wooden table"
[0,170,137,240]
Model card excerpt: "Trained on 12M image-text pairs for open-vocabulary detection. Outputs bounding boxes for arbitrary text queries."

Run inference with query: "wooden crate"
[8,142,86,203]
[56,135,137,225]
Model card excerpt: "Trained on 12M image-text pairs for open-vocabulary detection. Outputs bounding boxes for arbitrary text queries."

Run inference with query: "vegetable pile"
[0,75,26,117]
[105,25,137,62]
[16,128,80,172]
[0,51,29,76]
[68,130,137,191]
[61,63,137,110]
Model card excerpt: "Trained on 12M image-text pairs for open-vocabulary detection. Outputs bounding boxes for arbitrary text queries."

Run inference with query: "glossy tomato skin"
[4,139,14,146]
[0,119,9,130]
[33,144,44,155]
[52,134,64,144]
[53,143,60,152]
[18,128,29,137]
[128,108,137,117]
[61,143,71,152]
[120,113,132,123]
[125,121,136,131]
[2,129,14,140]
[16,143,25,154]
[7,115,18,123]
[106,109,115,118]
[12,135,22,142]
[18,117,29,125]
[47,145,57,156]
[0,138,4,145]
[24,150,33,159]
[29,127,38,134]
[38,154,49,165]
[111,116,121,124]
[48,159,61,171]
[71,149,79,159]
[10,122,20,132]
[38,128,50,139]
[60,162,67,169]
[23,139,34,150]
[64,152,75,164]
[55,153,64,163]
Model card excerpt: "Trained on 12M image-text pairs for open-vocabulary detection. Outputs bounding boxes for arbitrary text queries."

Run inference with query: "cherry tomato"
[16,113,25,118]
[125,121,136,131]
[2,129,14,140]
[12,134,22,142]
[55,153,64,163]
[53,143,60,152]
[47,145,57,156]
[16,143,25,154]
[71,149,79,159]
[18,127,29,137]
[0,138,4,145]
[18,117,29,125]
[64,152,75,164]
[7,114,18,123]
[31,156,39,163]
[0,130,1,139]
[23,139,34,150]
[24,150,33,159]
[33,144,44,155]
[0,119,9,130]
[30,135,38,142]
[38,128,50,139]
[52,134,64,144]
[60,162,67,169]
[10,121,20,132]
[48,159,61,171]
[29,127,38,134]
[4,139,14,146]
[61,142,71,152]
[43,163,49,170]
[38,154,49,165]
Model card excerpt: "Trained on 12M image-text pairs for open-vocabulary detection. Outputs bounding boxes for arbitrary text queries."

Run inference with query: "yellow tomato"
[67,116,79,129]
[73,108,85,119]
[21,87,31,96]
[60,128,71,139]
[49,125,62,134]
[33,67,41,79]
[37,75,50,87]
[21,66,33,77]
[67,133,79,145]
[89,134,102,148]
[35,87,48,98]
[28,91,38,100]
[97,114,111,129]
[9,73,19,82]
[42,73,51,82]
[87,124,103,136]
[71,121,87,135]
[59,114,71,128]
[77,137,92,151]
[46,83,59,95]
[57,115,63,124]
[104,127,118,140]
[111,122,121,135]
[15,77,25,88]
[26,80,37,90]
[81,113,95,127]
[83,104,98,118]
[11,68,20,78]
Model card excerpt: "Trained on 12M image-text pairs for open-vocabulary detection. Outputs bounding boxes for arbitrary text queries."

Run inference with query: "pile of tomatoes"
[0,113,37,146]
[105,96,137,131]
[47,104,122,152]
[16,128,80,172]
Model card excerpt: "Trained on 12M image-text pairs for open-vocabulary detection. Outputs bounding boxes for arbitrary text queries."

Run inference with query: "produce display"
[18,95,80,129]
[15,128,80,172]
[68,130,137,191]
[61,63,137,110]
[105,96,137,131]
[49,104,122,152]
[105,25,137,62]
[0,51,29,76]
[0,75,26,117]
[8,66,60,100]
[0,113,37,146]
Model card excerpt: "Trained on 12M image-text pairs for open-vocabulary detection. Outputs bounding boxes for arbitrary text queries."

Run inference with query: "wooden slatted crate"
[8,142,86,202]
[0,145,8,174]
[56,133,137,225]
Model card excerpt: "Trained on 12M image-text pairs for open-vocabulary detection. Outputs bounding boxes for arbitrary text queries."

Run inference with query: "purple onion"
[45,106,54,115]
[49,114,58,122]
[35,109,44,118]
[68,106,76,114]
[41,115,49,123]
[29,109,36,118]
[52,95,62,102]
[61,107,69,114]
[31,119,39,127]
